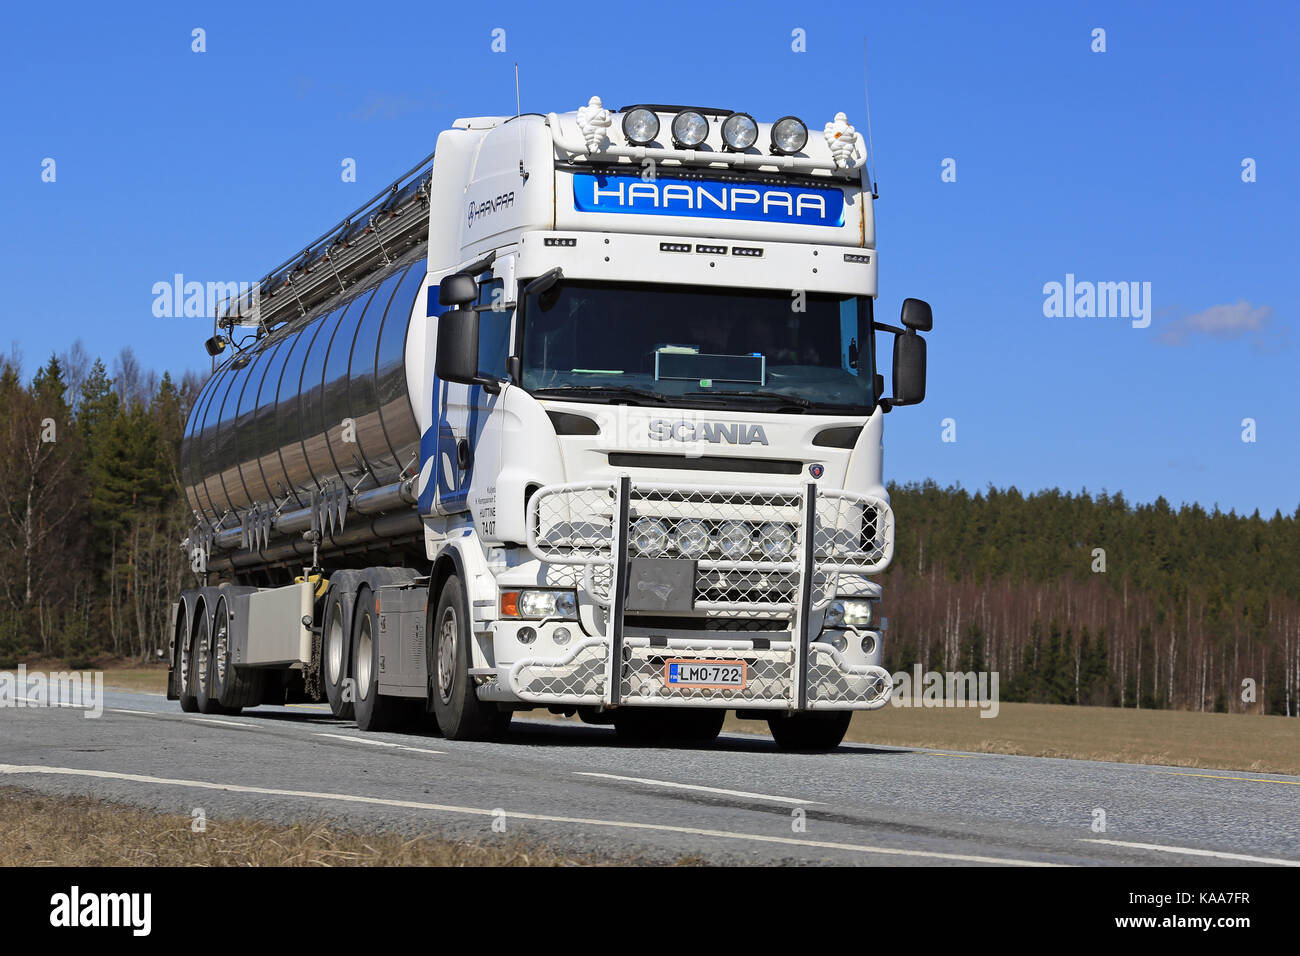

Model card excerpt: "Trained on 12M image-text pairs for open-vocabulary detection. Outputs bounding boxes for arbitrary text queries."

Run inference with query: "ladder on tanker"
[215,150,435,337]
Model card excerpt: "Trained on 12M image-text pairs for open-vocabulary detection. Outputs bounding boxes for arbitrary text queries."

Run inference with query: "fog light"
[671,110,709,148]
[758,521,794,559]
[674,518,710,558]
[518,626,537,645]
[716,520,753,558]
[622,107,659,145]
[632,517,669,554]
[860,633,876,655]
[771,115,808,154]
[827,633,848,652]
[720,112,758,150]
[554,626,572,646]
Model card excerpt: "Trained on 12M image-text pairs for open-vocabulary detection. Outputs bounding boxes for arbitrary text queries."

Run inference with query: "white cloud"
[1156,301,1275,345]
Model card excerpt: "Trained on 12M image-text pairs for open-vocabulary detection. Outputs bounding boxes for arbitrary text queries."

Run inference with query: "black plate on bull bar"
[625,558,697,613]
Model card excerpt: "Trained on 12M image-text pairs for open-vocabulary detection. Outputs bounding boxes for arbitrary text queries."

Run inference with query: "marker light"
[720,112,758,151]
[622,108,660,145]
[771,116,808,154]
[671,110,709,148]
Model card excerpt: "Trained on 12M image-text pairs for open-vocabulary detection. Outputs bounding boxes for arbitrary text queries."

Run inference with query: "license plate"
[664,659,747,689]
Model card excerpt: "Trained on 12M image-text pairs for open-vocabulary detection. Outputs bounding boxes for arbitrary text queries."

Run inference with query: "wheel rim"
[327,605,343,684]
[196,619,209,694]
[177,614,190,693]
[357,615,372,700]
[214,609,228,688]
[437,606,457,705]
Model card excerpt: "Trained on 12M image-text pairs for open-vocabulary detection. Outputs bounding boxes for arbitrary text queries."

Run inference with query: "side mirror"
[435,308,479,384]
[439,272,478,308]
[891,330,927,406]
[900,297,933,332]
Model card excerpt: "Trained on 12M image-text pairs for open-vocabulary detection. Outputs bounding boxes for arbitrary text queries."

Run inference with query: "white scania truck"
[170,98,932,750]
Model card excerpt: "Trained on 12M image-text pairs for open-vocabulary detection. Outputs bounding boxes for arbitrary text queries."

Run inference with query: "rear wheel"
[176,607,198,713]
[767,711,852,752]
[429,574,511,741]
[193,611,221,714]
[322,591,355,720]
[352,586,403,732]
[211,597,263,712]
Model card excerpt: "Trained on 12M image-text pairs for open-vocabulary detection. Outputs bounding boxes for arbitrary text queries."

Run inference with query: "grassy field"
[86,662,1300,775]
[0,787,652,866]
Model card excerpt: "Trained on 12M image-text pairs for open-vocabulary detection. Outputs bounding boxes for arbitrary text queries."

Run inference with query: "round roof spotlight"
[671,110,709,148]
[721,112,759,151]
[621,107,660,146]
[771,115,809,155]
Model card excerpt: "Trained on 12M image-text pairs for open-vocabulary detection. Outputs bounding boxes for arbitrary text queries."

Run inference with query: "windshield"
[520,281,875,411]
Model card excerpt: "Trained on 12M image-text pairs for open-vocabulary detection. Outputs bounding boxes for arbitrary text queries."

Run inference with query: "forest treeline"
[1,348,1297,715]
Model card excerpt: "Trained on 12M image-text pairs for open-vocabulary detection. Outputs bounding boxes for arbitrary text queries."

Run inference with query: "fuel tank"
[181,248,427,527]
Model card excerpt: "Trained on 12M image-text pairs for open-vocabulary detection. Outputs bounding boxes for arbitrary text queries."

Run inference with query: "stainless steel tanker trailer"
[169,98,932,750]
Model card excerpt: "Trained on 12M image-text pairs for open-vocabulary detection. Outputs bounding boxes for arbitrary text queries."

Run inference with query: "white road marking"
[314,733,444,755]
[0,763,1056,866]
[15,697,94,709]
[187,717,255,728]
[1083,839,1300,867]
[573,771,818,806]
[106,709,154,716]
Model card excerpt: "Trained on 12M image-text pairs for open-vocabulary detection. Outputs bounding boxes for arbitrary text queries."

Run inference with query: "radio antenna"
[515,62,528,183]
[862,37,878,198]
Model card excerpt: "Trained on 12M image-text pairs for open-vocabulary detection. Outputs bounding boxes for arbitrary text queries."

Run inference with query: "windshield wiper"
[531,385,670,405]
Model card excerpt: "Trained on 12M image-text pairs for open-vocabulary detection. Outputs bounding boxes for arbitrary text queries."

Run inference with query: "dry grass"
[727,701,1300,775]
[0,787,642,867]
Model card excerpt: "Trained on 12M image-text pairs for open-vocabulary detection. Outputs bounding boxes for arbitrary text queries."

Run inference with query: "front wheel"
[429,574,511,741]
[767,711,852,752]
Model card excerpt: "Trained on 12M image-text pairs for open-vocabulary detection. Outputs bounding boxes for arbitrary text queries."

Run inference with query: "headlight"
[621,108,659,145]
[825,598,874,628]
[758,521,795,559]
[632,516,669,554]
[504,589,579,620]
[674,518,710,558]
[671,110,709,148]
[720,112,758,151]
[771,115,808,154]
[716,520,753,558]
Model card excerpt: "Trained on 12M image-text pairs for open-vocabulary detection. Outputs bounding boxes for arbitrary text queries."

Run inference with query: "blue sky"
[1,0,1295,516]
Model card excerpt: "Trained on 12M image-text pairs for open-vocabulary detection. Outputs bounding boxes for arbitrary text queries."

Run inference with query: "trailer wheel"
[767,711,852,752]
[351,586,402,732]
[176,606,198,713]
[614,708,725,745]
[322,591,355,720]
[429,574,511,741]
[211,596,263,712]
[193,610,222,714]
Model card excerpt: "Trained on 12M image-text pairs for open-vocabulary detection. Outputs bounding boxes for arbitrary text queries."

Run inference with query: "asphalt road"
[2,689,1298,866]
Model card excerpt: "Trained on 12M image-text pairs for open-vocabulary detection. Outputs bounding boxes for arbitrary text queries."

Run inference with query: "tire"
[322,590,355,720]
[211,597,263,712]
[767,711,852,752]
[352,586,403,732]
[429,574,511,741]
[193,610,222,715]
[176,606,198,713]
[614,708,726,745]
